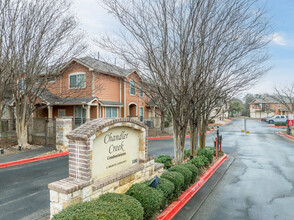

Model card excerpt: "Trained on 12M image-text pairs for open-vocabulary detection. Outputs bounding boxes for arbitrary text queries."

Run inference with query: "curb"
[0,151,69,169]
[148,129,215,140]
[268,125,287,128]
[278,131,294,140]
[155,154,228,220]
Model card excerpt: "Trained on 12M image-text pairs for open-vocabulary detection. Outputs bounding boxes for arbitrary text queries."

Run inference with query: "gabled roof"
[60,56,137,78]
[251,97,277,104]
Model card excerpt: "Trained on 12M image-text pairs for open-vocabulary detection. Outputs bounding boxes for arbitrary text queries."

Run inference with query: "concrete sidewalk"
[0,146,55,164]
[173,155,235,220]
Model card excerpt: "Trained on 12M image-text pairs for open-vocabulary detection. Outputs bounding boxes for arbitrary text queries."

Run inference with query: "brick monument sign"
[48,118,164,218]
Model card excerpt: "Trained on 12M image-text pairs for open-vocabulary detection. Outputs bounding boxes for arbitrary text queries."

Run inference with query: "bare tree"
[2,0,85,147]
[98,0,270,163]
[0,1,14,120]
[271,84,294,114]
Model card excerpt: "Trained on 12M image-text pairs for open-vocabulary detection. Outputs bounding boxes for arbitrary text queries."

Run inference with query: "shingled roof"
[61,56,137,78]
[39,89,97,105]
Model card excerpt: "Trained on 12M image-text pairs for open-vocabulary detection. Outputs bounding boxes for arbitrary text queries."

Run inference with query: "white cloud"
[272,33,287,46]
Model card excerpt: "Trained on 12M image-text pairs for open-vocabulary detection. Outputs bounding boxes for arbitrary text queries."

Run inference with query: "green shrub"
[155,155,173,169]
[189,156,205,169]
[164,121,170,127]
[98,193,144,220]
[168,165,192,190]
[180,163,198,183]
[209,119,215,124]
[275,121,287,126]
[184,149,190,159]
[126,183,164,219]
[199,155,209,166]
[161,171,184,198]
[198,148,214,163]
[156,178,175,207]
[52,200,131,220]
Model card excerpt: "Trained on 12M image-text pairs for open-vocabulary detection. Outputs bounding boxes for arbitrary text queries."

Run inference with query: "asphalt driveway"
[183,119,294,220]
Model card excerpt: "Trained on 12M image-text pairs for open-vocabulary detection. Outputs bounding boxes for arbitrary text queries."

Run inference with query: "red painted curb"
[0,151,69,169]
[278,131,294,140]
[155,154,228,220]
[148,129,215,140]
[268,125,287,128]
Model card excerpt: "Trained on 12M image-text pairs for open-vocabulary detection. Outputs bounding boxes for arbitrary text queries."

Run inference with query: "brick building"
[250,97,289,118]
[32,57,156,127]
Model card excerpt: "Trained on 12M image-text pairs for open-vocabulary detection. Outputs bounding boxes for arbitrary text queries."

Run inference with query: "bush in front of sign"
[52,199,131,220]
[199,155,210,167]
[161,171,184,198]
[126,183,164,220]
[168,165,192,190]
[180,163,198,183]
[189,156,205,169]
[198,147,214,163]
[154,155,173,169]
[99,193,144,220]
[156,178,175,208]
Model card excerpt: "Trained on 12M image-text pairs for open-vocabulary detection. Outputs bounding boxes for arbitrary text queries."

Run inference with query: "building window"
[130,80,136,95]
[278,104,281,107]
[140,84,143,97]
[58,109,66,117]
[106,107,118,118]
[139,107,144,121]
[69,73,85,89]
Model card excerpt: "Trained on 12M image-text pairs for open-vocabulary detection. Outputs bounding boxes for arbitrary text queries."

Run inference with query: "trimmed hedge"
[98,193,144,220]
[189,156,205,169]
[198,148,214,163]
[156,178,175,207]
[155,155,173,169]
[275,121,287,126]
[161,171,184,198]
[180,163,198,183]
[52,200,131,220]
[199,155,210,167]
[126,183,164,219]
[168,165,192,190]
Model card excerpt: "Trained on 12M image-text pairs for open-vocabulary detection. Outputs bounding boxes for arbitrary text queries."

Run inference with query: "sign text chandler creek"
[91,127,140,180]
[104,131,128,160]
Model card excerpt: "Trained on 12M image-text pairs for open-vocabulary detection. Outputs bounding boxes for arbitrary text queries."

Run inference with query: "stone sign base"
[48,118,165,218]
[48,156,164,218]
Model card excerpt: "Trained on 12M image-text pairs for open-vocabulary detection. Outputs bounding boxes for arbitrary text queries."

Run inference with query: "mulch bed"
[0,137,17,148]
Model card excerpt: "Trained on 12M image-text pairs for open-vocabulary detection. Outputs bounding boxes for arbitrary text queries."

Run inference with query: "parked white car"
[268,115,288,124]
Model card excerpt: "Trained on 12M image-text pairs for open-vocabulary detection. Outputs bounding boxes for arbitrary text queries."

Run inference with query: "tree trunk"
[16,118,29,148]
[189,120,198,156]
[160,113,165,133]
[199,119,207,148]
[172,119,187,164]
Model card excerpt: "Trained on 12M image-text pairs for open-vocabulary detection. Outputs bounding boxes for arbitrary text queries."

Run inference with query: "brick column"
[56,118,72,152]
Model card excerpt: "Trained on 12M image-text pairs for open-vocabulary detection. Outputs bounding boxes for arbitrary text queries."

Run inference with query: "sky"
[71,0,294,97]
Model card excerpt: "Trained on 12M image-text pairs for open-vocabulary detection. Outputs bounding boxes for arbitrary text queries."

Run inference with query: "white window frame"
[69,72,86,89]
[58,109,66,117]
[105,107,118,118]
[130,80,136,95]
